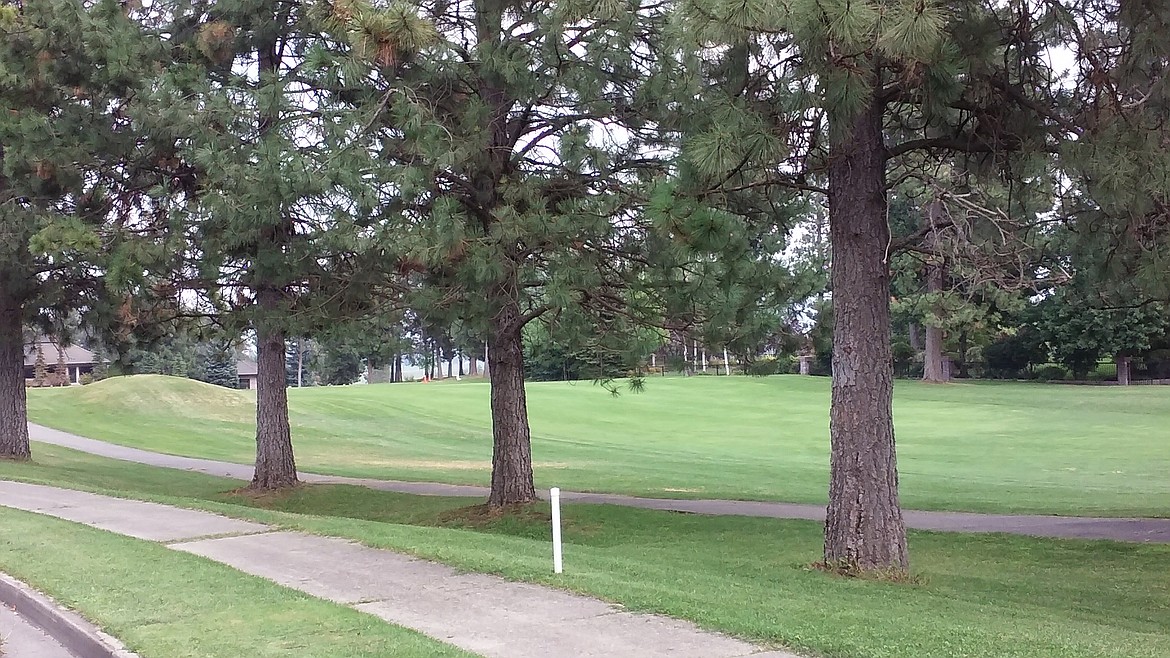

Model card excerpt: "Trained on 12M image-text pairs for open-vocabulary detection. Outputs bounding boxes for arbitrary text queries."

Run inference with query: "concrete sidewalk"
[0,480,796,658]
[29,423,1170,543]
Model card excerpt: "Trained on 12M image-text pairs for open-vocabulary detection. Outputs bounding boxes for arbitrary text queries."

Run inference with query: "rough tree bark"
[922,200,947,383]
[486,283,536,508]
[251,287,298,490]
[823,95,909,574]
[922,325,945,381]
[0,296,30,461]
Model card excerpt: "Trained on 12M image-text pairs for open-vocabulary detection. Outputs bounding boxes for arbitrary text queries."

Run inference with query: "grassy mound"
[43,375,252,420]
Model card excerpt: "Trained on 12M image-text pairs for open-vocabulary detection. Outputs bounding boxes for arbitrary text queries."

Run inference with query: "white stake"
[724,347,731,376]
[550,487,563,574]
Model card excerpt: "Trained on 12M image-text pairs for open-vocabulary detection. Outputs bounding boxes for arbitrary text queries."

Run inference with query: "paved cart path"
[0,481,795,658]
[28,423,1170,543]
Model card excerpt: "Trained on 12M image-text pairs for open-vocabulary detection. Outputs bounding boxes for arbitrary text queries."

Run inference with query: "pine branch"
[988,78,1082,137]
[890,220,956,253]
[886,135,998,158]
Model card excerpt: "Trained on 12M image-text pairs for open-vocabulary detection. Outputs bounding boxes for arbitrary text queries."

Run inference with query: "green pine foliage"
[143,0,391,349]
[1059,3,1170,300]
[315,0,794,370]
[53,348,68,386]
[0,0,163,346]
[32,346,48,387]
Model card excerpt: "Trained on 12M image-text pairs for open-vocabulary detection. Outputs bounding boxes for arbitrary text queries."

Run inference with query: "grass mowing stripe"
[3,446,1169,658]
[26,374,1170,516]
[0,506,473,658]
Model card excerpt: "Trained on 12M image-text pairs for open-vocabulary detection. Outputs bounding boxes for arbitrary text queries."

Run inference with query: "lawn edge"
[0,571,139,658]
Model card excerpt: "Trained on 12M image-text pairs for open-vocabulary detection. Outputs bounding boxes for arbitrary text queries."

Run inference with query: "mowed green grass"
[26,373,1170,516]
[2,446,1169,658]
[0,505,470,657]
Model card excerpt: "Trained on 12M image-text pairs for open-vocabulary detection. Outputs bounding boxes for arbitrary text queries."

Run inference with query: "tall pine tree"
[315,0,673,505]
[319,0,798,507]
[677,0,1166,573]
[0,0,159,459]
[154,0,383,488]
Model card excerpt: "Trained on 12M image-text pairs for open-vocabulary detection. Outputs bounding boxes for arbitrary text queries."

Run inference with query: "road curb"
[0,571,138,658]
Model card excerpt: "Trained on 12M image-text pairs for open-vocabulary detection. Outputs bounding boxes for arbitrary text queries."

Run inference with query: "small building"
[237,359,259,390]
[24,340,97,385]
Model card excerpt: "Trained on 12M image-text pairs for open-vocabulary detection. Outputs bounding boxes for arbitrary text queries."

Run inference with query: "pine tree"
[0,0,159,459]
[317,0,798,507]
[32,345,48,388]
[53,347,68,386]
[151,0,384,489]
[675,0,1170,573]
[199,343,240,389]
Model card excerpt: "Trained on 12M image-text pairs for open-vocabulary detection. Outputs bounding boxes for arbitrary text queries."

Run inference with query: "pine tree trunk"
[447,357,453,378]
[487,295,536,508]
[923,325,945,382]
[247,31,297,490]
[957,330,969,378]
[926,325,945,381]
[922,200,947,383]
[251,289,298,490]
[0,298,30,461]
[823,96,909,574]
[908,323,921,351]
[469,354,478,376]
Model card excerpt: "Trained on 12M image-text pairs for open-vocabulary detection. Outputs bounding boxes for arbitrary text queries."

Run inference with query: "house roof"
[236,359,259,376]
[24,341,96,367]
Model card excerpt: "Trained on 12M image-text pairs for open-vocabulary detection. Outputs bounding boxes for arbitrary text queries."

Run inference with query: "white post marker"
[550,487,563,574]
